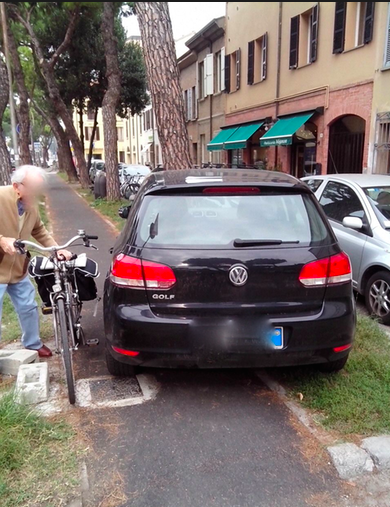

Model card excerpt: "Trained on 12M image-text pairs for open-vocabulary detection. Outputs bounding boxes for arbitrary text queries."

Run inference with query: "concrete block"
[328,443,374,480]
[361,436,390,470]
[0,349,39,376]
[15,362,49,405]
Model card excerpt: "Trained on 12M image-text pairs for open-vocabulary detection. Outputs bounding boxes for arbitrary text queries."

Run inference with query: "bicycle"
[120,173,143,200]
[14,230,99,405]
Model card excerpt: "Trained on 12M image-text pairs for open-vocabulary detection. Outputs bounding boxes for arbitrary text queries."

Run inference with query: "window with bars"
[375,114,390,174]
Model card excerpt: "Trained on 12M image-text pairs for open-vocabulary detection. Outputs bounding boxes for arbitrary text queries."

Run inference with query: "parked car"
[302,173,390,324]
[89,160,105,183]
[104,169,355,376]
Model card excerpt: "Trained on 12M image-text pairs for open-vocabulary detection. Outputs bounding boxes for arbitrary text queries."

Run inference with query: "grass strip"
[0,391,79,507]
[275,315,390,436]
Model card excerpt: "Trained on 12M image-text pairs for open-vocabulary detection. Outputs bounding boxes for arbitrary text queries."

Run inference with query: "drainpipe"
[274,1,283,168]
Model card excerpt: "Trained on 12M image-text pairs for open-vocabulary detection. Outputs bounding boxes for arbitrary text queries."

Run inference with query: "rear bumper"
[105,298,356,369]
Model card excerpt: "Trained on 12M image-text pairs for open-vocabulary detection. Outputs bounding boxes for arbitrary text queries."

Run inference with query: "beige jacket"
[0,185,56,284]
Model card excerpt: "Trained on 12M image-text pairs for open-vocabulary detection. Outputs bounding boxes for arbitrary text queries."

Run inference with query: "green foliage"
[118,41,149,117]
[0,390,79,507]
[19,1,149,115]
[2,107,11,138]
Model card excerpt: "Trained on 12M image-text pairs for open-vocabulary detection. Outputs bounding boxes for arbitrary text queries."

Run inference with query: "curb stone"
[328,443,374,480]
[361,436,390,471]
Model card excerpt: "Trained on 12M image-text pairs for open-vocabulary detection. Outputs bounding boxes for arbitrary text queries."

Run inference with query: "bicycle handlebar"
[14,230,99,255]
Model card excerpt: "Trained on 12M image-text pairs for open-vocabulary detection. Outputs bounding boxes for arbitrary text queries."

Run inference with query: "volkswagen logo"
[229,264,248,286]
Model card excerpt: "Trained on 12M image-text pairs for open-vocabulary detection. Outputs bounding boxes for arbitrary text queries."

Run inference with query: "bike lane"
[46,173,346,507]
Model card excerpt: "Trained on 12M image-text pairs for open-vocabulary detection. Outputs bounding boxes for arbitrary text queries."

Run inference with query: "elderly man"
[0,165,71,357]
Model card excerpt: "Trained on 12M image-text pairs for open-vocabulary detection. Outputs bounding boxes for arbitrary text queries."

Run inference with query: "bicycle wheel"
[56,298,76,404]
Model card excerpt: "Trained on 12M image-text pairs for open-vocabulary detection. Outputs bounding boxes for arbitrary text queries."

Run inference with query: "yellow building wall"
[225,2,279,115]
[225,2,377,116]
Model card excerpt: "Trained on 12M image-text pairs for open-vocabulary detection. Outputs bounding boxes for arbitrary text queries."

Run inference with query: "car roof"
[142,169,308,194]
[303,173,390,188]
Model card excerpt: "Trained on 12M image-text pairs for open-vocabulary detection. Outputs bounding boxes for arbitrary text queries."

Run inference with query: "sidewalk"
[46,173,116,379]
[46,174,349,507]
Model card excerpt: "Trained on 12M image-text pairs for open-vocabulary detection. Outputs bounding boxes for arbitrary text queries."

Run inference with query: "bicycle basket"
[73,258,99,301]
[28,256,99,303]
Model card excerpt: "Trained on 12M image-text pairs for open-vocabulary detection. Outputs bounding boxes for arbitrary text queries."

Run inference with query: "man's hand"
[0,237,17,256]
[57,249,73,261]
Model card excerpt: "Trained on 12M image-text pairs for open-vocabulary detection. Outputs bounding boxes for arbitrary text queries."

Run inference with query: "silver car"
[302,174,390,324]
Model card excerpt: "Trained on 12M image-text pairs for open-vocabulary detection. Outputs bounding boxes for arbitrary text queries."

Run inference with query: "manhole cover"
[75,374,159,409]
[89,377,142,402]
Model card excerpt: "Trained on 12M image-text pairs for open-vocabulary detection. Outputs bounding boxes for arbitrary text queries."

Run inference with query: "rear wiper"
[233,239,300,247]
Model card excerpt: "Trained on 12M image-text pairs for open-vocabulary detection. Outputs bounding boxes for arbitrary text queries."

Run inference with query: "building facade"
[73,103,161,168]
[178,17,226,166]
[217,2,390,176]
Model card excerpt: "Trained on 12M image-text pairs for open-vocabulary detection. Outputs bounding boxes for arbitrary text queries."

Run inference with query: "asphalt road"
[46,174,344,507]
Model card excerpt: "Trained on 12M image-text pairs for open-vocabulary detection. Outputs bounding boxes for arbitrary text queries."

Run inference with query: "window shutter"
[224,53,231,93]
[364,2,375,44]
[262,32,268,80]
[187,88,192,121]
[182,91,187,121]
[236,48,241,90]
[203,58,207,98]
[289,16,300,69]
[247,40,254,85]
[221,47,225,91]
[310,4,319,62]
[333,2,346,54]
[205,53,214,96]
[385,8,390,67]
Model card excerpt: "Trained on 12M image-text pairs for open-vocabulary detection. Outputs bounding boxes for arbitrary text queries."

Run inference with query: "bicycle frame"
[50,258,80,354]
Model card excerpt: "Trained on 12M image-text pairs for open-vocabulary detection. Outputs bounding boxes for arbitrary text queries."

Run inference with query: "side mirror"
[342,216,363,231]
[118,206,130,219]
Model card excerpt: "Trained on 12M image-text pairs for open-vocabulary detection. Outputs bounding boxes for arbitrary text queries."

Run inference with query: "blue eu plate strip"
[271,327,283,349]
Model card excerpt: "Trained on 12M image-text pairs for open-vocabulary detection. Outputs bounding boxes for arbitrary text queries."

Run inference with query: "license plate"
[271,327,284,349]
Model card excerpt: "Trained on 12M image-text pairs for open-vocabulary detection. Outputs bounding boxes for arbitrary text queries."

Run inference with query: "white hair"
[11,165,47,184]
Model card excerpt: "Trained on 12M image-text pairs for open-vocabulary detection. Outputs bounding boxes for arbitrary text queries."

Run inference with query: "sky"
[122,2,226,57]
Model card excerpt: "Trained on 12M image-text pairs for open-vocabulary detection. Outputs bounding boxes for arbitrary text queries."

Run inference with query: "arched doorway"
[327,115,365,174]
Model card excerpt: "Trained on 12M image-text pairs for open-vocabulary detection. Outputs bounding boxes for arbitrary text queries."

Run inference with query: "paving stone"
[361,436,390,470]
[328,443,374,480]
[15,362,49,405]
[0,349,39,376]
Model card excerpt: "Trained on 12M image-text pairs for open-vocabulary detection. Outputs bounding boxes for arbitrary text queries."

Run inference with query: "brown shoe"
[37,345,53,358]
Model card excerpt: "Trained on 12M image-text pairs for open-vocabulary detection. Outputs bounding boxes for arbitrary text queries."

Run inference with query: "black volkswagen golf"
[104,169,355,376]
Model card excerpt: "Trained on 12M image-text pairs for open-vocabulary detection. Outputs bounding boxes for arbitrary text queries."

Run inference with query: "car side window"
[305,179,323,193]
[319,181,365,223]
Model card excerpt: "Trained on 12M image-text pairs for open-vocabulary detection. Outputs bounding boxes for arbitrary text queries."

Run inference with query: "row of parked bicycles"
[91,160,152,200]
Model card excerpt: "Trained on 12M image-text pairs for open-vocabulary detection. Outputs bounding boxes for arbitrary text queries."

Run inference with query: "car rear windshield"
[135,192,331,249]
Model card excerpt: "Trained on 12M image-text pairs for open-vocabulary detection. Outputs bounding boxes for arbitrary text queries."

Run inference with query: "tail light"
[110,254,176,289]
[299,252,351,287]
[112,346,139,357]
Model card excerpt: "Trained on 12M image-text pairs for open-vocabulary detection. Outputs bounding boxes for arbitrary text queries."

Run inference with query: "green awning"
[224,122,264,150]
[207,127,238,151]
[260,113,314,147]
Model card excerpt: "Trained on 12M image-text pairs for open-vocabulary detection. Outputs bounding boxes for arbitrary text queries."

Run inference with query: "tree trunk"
[87,106,98,172]
[79,104,84,153]
[6,19,32,165]
[0,57,12,185]
[33,101,78,181]
[101,2,121,200]
[12,7,90,187]
[135,2,192,170]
